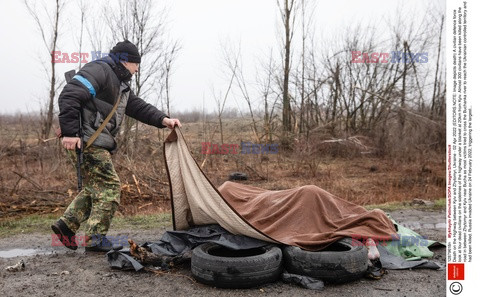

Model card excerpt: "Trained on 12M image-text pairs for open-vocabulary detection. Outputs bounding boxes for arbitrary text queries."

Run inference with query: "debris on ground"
[5,259,25,272]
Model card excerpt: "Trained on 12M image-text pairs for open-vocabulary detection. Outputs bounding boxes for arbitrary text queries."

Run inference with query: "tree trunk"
[43,0,61,140]
[431,16,444,119]
[281,0,293,133]
[400,41,407,138]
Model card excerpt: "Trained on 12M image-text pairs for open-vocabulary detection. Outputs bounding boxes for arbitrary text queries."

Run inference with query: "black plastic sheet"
[107,224,444,290]
[378,245,444,270]
[107,224,269,271]
[281,272,325,290]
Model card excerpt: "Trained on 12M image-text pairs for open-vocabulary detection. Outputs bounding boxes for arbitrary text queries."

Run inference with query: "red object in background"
[448,263,465,280]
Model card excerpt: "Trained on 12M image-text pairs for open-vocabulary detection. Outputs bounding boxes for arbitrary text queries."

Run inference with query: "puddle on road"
[0,248,53,258]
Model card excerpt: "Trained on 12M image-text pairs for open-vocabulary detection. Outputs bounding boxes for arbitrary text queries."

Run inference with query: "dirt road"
[0,209,446,297]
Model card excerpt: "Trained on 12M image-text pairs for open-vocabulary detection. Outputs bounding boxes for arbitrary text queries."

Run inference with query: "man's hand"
[62,137,82,150]
[162,118,182,129]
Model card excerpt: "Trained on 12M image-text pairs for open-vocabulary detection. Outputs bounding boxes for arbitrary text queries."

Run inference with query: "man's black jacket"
[58,55,167,151]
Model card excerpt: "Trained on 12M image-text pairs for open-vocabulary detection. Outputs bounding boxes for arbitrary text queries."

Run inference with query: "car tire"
[191,243,283,288]
[283,238,368,283]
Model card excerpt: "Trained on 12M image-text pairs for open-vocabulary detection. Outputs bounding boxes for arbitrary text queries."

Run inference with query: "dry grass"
[181,119,445,204]
[0,117,445,219]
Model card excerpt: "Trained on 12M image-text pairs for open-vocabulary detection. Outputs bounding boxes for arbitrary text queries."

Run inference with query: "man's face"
[121,61,139,75]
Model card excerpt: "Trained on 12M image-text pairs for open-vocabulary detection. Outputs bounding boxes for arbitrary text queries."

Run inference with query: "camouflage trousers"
[60,146,121,244]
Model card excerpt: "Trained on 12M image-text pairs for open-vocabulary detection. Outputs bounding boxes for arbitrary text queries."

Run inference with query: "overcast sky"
[1,0,445,115]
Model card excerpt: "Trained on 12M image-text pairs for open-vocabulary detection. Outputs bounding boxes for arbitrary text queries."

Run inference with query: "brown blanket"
[164,128,397,250]
[218,181,397,250]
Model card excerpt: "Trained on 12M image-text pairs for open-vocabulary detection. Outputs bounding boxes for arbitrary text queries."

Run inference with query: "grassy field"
[0,212,172,238]
[0,118,446,219]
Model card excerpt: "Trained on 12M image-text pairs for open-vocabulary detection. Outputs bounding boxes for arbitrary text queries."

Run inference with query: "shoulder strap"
[73,74,97,97]
[70,73,122,149]
[85,93,122,149]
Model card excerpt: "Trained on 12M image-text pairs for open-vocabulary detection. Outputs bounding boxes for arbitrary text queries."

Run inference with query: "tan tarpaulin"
[164,128,397,250]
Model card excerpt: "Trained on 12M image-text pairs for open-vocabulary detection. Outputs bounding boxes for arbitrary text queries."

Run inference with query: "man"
[51,40,181,252]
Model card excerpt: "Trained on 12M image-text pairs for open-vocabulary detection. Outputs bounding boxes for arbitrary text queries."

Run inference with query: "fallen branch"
[33,189,66,195]
[144,174,169,186]
[132,174,142,196]
[146,268,197,283]
[9,176,23,196]
[12,171,42,190]
[138,202,153,210]
[42,137,58,143]
[138,182,163,195]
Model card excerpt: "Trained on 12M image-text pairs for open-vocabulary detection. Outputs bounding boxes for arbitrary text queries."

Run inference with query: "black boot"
[51,219,78,250]
[85,235,123,253]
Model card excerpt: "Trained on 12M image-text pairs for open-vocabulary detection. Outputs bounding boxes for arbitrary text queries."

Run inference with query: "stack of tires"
[190,238,368,288]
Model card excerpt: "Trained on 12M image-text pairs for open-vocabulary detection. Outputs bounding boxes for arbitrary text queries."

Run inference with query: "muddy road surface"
[0,209,446,297]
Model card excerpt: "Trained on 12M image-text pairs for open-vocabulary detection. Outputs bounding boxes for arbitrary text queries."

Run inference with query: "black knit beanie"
[110,40,141,63]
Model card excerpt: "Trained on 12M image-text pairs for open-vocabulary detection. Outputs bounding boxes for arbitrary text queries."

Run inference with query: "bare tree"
[24,0,64,140]
[430,15,444,119]
[162,41,181,115]
[103,0,180,151]
[276,0,297,134]
[258,51,278,143]
[283,3,446,159]
[296,0,316,134]
[214,50,239,145]
[220,42,262,143]
[75,0,88,70]
[86,7,108,54]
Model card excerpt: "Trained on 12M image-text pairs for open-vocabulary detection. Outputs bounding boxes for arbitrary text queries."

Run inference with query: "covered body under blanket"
[164,128,397,251]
